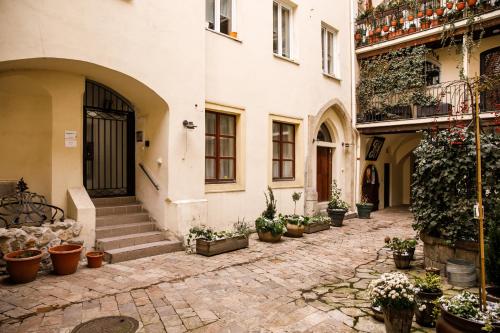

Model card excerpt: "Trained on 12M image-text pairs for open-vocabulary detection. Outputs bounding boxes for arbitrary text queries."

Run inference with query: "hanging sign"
[365,136,385,161]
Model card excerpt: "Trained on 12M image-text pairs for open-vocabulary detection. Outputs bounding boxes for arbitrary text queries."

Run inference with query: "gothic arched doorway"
[362,164,380,211]
[316,123,334,202]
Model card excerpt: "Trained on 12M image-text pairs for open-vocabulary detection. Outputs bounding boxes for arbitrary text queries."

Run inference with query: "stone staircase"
[92,196,183,263]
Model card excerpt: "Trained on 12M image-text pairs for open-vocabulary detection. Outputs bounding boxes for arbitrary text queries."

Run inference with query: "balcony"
[356,80,499,125]
[354,0,500,51]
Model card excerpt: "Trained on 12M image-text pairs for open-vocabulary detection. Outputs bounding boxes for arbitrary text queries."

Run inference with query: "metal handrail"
[139,163,160,191]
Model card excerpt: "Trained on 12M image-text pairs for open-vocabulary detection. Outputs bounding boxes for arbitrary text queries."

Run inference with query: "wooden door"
[317,147,332,202]
[384,163,390,208]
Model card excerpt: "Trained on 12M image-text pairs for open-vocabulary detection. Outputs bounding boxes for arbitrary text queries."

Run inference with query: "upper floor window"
[273,1,293,59]
[272,121,295,180]
[425,61,440,86]
[205,111,236,183]
[321,24,339,77]
[206,0,236,35]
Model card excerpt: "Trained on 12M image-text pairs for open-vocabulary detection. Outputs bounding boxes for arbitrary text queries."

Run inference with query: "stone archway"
[305,99,357,215]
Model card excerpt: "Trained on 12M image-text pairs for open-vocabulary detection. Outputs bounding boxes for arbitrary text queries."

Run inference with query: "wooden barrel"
[446,259,476,287]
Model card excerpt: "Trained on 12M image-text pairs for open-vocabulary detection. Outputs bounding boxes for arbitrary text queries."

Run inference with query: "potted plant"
[48,243,83,275]
[436,291,500,332]
[327,180,349,227]
[447,1,454,9]
[417,10,424,18]
[186,220,251,256]
[255,187,286,242]
[408,23,417,33]
[356,195,374,219]
[414,273,443,327]
[456,0,466,10]
[436,6,445,16]
[468,0,478,6]
[304,215,331,234]
[426,4,434,16]
[420,17,430,29]
[408,13,415,21]
[391,18,398,26]
[86,251,104,268]
[385,237,413,269]
[3,249,43,283]
[283,214,309,238]
[369,272,416,333]
[383,25,390,32]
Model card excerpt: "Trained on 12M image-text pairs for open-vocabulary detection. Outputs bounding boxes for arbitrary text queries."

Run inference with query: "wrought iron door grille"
[83,81,135,198]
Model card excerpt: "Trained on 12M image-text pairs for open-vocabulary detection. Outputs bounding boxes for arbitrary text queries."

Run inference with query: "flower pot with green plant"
[436,6,445,16]
[446,1,454,9]
[255,187,286,242]
[414,273,443,327]
[426,5,434,16]
[409,23,417,33]
[456,0,466,10]
[304,215,331,234]
[369,272,416,333]
[283,214,309,238]
[436,291,500,332]
[356,195,374,219]
[327,180,349,227]
[420,17,430,29]
[4,249,43,284]
[385,237,415,269]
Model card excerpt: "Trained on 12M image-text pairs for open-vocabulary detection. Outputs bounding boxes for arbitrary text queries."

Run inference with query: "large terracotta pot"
[467,0,477,6]
[257,231,282,243]
[415,290,443,327]
[327,209,347,227]
[456,2,466,11]
[4,249,42,284]
[436,306,500,332]
[382,306,414,333]
[436,7,445,16]
[393,252,411,269]
[408,15,415,21]
[285,223,304,238]
[86,251,104,268]
[426,8,434,16]
[49,244,83,275]
[447,2,454,9]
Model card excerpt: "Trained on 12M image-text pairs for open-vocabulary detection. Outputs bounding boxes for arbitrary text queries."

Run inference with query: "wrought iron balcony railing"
[357,80,500,123]
[355,0,499,49]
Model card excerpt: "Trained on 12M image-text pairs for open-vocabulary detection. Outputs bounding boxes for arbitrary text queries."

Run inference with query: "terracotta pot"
[391,20,397,26]
[417,11,424,18]
[436,306,500,332]
[86,251,104,268]
[229,31,238,38]
[257,231,282,243]
[415,290,443,327]
[49,244,83,275]
[355,33,362,41]
[487,286,500,303]
[426,8,434,16]
[285,223,305,238]
[4,249,42,284]
[393,252,411,269]
[421,22,430,29]
[383,25,390,32]
[467,0,477,6]
[447,2,454,9]
[409,27,417,33]
[456,2,466,11]
[436,8,445,16]
[408,14,415,21]
[327,208,347,227]
[382,306,414,333]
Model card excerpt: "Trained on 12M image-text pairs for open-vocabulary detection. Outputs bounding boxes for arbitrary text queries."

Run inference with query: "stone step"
[92,196,137,207]
[105,240,183,263]
[96,202,143,216]
[96,222,157,239]
[96,212,150,227]
[96,231,164,251]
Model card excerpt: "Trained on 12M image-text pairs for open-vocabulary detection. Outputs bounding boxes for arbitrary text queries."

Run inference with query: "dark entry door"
[83,81,135,198]
[317,147,332,202]
[384,163,390,208]
[480,46,500,111]
[362,165,380,211]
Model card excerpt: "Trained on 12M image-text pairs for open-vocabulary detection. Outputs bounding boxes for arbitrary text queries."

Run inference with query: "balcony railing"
[357,80,499,123]
[355,0,499,49]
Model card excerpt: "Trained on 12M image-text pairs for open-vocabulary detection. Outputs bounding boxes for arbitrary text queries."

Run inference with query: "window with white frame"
[273,1,293,59]
[321,25,339,77]
[206,0,236,35]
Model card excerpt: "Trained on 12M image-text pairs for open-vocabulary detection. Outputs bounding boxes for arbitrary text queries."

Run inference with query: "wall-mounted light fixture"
[342,142,352,148]
[183,120,197,129]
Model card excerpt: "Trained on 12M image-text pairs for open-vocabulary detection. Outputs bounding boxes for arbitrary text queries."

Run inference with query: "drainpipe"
[350,0,361,205]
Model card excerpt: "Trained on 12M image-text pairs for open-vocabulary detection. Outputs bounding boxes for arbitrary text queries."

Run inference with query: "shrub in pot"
[255,187,286,242]
[4,249,43,283]
[48,244,83,275]
[283,214,309,238]
[436,291,500,332]
[356,195,374,219]
[327,180,349,227]
[385,237,416,269]
[414,273,443,327]
[369,272,416,333]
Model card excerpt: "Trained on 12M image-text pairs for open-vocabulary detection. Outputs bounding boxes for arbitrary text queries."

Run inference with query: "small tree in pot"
[414,273,443,327]
[327,180,349,227]
[357,195,374,219]
[255,187,286,242]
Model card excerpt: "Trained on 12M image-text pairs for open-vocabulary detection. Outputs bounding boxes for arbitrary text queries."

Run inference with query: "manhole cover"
[71,316,139,333]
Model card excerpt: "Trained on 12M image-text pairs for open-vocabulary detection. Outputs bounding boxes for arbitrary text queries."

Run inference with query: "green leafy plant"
[262,186,277,219]
[385,237,417,254]
[186,219,252,251]
[282,214,309,226]
[414,273,442,293]
[255,216,286,236]
[328,180,349,210]
[292,192,302,215]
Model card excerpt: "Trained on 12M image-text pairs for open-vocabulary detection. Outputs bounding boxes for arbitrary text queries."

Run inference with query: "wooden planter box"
[304,222,330,234]
[196,235,249,257]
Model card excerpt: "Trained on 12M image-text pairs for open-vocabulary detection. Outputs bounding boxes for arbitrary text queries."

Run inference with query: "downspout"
[350,0,361,206]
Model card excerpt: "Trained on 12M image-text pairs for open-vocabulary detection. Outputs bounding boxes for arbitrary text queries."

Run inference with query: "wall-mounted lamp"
[183,120,197,129]
[342,142,352,148]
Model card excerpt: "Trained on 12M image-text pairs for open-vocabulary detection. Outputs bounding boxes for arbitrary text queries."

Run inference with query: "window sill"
[206,28,242,43]
[205,182,245,193]
[322,72,341,82]
[273,53,300,65]
[269,180,304,190]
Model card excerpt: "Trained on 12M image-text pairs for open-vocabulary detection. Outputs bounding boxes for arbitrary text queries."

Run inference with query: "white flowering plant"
[282,214,309,226]
[309,215,331,225]
[369,272,416,309]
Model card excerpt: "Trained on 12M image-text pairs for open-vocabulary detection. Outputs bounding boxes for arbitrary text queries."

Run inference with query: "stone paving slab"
[0,207,442,332]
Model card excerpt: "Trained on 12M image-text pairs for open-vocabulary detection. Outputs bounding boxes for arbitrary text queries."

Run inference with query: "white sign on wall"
[65,130,77,148]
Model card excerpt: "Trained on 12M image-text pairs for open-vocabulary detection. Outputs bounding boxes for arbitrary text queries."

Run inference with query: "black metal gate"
[83,81,135,198]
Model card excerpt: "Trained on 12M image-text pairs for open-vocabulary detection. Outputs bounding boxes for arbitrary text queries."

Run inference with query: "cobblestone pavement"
[0,207,456,332]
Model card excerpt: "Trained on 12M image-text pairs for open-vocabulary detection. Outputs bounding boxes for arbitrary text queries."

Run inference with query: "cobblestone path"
[1,207,448,332]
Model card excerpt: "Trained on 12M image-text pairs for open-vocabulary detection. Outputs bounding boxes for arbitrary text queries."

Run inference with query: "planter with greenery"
[414,273,443,327]
[4,249,43,283]
[186,220,251,256]
[304,215,331,234]
[369,272,416,333]
[356,195,374,219]
[436,291,500,332]
[385,237,416,269]
[327,181,349,227]
[283,215,308,238]
[255,187,286,242]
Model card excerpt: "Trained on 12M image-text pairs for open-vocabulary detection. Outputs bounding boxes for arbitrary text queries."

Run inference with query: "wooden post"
[474,78,487,309]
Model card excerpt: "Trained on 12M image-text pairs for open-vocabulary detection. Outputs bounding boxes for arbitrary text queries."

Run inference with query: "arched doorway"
[316,123,334,202]
[83,80,135,197]
[362,164,380,211]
